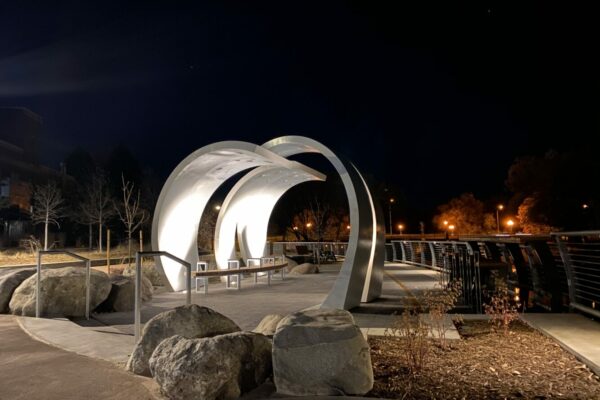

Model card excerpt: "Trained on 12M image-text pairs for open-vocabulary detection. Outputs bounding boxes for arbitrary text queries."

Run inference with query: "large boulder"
[9,267,111,317]
[284,256,298,272]
[252,314,283,337]
[289,263,317,275]
[126,304,240,376]
[123,264,164,287]
[272,308,373,396]
[0,269,35,313]
[149,332,272,400]
[96,275,153,312]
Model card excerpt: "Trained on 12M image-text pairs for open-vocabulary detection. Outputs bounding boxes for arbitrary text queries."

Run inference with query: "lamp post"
[496,204,504,233]
[506,219,514,234]
[388,198,395,235]
[397,224,404,235]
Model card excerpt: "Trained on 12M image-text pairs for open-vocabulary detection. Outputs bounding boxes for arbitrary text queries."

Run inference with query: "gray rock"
[97,274,153,312]
[289,263,317,275]
[126,304,240,376]
[284,257,298,272]
[0,269,35,313]
[9,267,111,317]
[252,314,283,336]
[149,332,272,400]
[123,263,164,287]
[272,308,373,396]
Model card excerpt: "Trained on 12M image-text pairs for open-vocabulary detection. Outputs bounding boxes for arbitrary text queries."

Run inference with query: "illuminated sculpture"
[151,136,384,309]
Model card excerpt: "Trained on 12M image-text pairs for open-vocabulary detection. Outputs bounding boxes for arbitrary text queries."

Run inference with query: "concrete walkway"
[520,313,600,376]
[0,315,159,400]
[22,262,597,399]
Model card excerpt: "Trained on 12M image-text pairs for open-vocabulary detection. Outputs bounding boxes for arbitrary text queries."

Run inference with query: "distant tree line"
[24,145,160,253]
[432,147,600,234]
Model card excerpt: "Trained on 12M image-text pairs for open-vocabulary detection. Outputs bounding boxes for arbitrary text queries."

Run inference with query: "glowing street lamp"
[448,224,455,237]
[583,204,589,209]
[397,224,404,235]
[306,222,312,228]
[506,219,514,234]
[215,204,221,211]
[388,198,395,235]
[496,204,504,233]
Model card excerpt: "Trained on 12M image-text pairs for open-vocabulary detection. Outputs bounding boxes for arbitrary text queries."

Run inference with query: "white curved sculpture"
[151,136,384,309]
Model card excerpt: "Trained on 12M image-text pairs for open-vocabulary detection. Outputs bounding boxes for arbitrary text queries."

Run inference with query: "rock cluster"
[130,306,373,399]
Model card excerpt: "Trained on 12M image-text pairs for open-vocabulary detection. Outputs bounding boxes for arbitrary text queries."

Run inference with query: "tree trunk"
[98,223,103,253]
[44,211,49,251]
[127,233,132,269]
[88,223,92,250]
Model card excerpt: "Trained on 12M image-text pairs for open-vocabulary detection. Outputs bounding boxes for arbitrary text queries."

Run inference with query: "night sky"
[1,2,598,226]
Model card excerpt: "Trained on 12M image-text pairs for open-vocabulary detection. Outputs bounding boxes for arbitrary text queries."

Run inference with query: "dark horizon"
[1,1,598,231]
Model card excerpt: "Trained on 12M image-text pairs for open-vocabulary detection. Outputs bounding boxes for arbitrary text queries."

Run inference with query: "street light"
[215,204,221,211]
[388,198,395,235]
[397,224,404,235]
[448,224,455,238]
[496,204,504,233]
[506,219,514,234]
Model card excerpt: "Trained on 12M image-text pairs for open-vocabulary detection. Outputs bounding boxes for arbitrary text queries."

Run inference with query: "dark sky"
[1,1,598,226]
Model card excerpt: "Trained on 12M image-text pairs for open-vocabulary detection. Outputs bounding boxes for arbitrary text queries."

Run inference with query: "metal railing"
[391,240,485,313]
[552,231,600,319]
[272,241,348,259]
[36,250,91,320]
[134,251,191,343]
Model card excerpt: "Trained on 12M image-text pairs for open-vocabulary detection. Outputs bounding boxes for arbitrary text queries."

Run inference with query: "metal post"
[36,252,41,318]
[555,235,577,310]
[85,259,91,320]
[186,260,191,306]
[134,252,142,343]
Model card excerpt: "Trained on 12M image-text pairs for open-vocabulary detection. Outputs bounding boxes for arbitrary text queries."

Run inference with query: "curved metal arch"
[151,141,309,291]
[213,163,326,270]
[152,136,384,309]
[262,136,385,308]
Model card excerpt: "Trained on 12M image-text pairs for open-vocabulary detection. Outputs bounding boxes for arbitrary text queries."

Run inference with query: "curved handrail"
[134,251,191,343]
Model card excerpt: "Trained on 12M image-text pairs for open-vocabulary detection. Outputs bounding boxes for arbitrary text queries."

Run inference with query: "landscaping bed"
[368,319,600,399]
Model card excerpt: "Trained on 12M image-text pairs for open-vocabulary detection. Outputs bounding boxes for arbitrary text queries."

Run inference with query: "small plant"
[484,279,520,335]
[386,307,430,376]
[424,279,462,349]
[23,235,42,255]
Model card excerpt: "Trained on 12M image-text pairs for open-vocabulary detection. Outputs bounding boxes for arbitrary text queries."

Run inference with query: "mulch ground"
[368,320,600,399]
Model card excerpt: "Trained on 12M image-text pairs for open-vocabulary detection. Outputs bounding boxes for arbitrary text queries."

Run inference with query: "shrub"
[484,279,520,335]
[424,279,462,349]
[386,307,430,375]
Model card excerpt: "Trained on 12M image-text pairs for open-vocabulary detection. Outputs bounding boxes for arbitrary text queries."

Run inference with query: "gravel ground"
[368,320,600,399]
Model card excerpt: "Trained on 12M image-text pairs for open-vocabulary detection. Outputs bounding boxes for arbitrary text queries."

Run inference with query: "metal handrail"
[36,250,91,320]
[134,251,191,343]
[550,232,600,319]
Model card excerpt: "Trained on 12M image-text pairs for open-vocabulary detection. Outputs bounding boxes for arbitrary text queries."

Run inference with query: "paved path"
[520,313,600,376]
[0,315,159,400]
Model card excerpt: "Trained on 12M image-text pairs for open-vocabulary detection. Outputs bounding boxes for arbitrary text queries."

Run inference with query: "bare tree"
[114,175,147,267]
[80,172,114,252]
[31,182,64,250]
[309,198,330,242]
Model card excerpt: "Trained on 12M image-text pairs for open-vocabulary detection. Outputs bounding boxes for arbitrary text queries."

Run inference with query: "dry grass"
[369,320,600,399]
[0,245,131,267]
